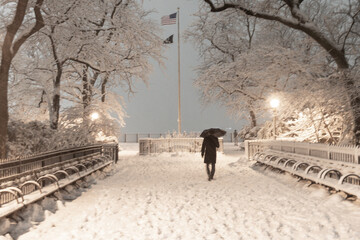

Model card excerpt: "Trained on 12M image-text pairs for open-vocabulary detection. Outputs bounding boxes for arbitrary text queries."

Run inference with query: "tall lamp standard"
[270,99,280,139]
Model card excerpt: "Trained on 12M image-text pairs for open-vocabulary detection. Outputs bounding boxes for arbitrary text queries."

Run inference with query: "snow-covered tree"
[0,0,45,158]
[258,72,350,143]
[188,8,333,134]
[2,0,164,157]
[187,9,260,127]
[193,0,360,144]
[23,0,163,130]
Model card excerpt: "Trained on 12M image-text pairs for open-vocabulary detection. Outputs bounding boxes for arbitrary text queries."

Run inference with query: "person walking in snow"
[233,129,239,146]
[201,135,219,181]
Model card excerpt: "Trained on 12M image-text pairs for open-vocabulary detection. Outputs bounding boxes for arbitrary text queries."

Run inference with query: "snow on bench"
[253,149,360,199]
[0,157,113,218]
[0,144,118,218]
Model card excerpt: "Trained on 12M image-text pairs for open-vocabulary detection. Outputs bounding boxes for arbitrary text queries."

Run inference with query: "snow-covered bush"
[164,131,200,138]
[7,111,120,158]
[7,120,55,157]
[255,113,345,144]
[238,126,261,140]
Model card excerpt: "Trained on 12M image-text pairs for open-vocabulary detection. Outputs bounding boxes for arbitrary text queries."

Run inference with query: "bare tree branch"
[203,0,349,69]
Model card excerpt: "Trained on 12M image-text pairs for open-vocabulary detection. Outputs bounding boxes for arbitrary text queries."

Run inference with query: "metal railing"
[247,140,360,199]
[244,140,360,164]
[0,145,103,183]
[120,132,237,143]
[0,143,118,209]
[103,143,119,163]
[139,138,224,155]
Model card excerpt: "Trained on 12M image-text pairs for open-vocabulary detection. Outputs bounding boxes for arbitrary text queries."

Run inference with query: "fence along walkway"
[245,140,360,163]
[139,138,224,155]
[120,133,236,143]
[245,140,360,199]
[0,143,118,218]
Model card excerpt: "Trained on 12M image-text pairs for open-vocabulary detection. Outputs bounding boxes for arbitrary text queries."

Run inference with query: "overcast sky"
[118,0,244,134]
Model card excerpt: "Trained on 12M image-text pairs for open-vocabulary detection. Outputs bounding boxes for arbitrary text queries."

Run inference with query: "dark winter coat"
[201,135,219,164]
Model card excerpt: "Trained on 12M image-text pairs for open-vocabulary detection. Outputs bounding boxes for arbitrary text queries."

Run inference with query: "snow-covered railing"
[0,143,118,208]
[0,155,113,218]
[246,140,360,199]
[244,140,360,164]
[139,138,224,155]
[253,150,360,199]
[103,143,119,163]
[120,132,235,143]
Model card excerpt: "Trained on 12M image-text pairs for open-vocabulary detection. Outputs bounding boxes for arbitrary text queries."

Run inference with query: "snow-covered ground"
[3,143,360,240]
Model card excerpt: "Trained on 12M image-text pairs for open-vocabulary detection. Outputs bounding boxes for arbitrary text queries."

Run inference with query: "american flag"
[161,12,177,25]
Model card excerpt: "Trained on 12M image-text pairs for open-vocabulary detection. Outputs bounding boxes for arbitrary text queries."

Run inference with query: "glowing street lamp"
[270,99,279,109]
[90,112,99,121]
[270,99,280,139]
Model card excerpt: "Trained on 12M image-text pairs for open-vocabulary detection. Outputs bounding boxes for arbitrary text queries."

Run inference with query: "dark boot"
[206,164,211,181]
[210,163,216,180]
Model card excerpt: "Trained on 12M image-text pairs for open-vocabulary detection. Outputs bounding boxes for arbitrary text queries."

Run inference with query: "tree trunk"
[49,29,62,130]
[0,62,10,159]
[0,0,29,158]
[50,69,61,129]
[101,74,109,102]
[50,93,60,130]
[82,66,90,111]
[82,67,100,111]
[0,0,44,157]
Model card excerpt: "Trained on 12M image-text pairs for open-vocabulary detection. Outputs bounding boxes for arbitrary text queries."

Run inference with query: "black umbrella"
[200,128,227,138]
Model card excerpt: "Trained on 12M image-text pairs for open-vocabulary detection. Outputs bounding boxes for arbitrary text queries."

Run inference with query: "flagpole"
[177,7,181,133]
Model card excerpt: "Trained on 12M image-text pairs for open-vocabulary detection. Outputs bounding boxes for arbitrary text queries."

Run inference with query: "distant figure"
[234,130,239,146]
[201,135,219,181]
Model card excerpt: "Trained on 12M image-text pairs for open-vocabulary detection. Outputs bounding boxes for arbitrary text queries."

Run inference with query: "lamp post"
[270,99,279,139]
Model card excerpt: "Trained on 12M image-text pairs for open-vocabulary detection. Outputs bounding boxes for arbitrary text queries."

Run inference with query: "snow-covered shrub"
[6,119,90,158]
[7,107,120,158]
[164,130,200,138]
[7,120,54,157]
[59,104,121,144]
[255,111,346,144]
[238,126,261,140]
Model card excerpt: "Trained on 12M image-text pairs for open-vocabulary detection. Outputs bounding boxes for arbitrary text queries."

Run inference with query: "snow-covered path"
[16,143,360,240]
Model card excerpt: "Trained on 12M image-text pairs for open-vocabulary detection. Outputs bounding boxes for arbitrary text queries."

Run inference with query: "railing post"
[293,141,295,153]
[18,161,22,174]
[244,140,249,160]
[115,144,119,163]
